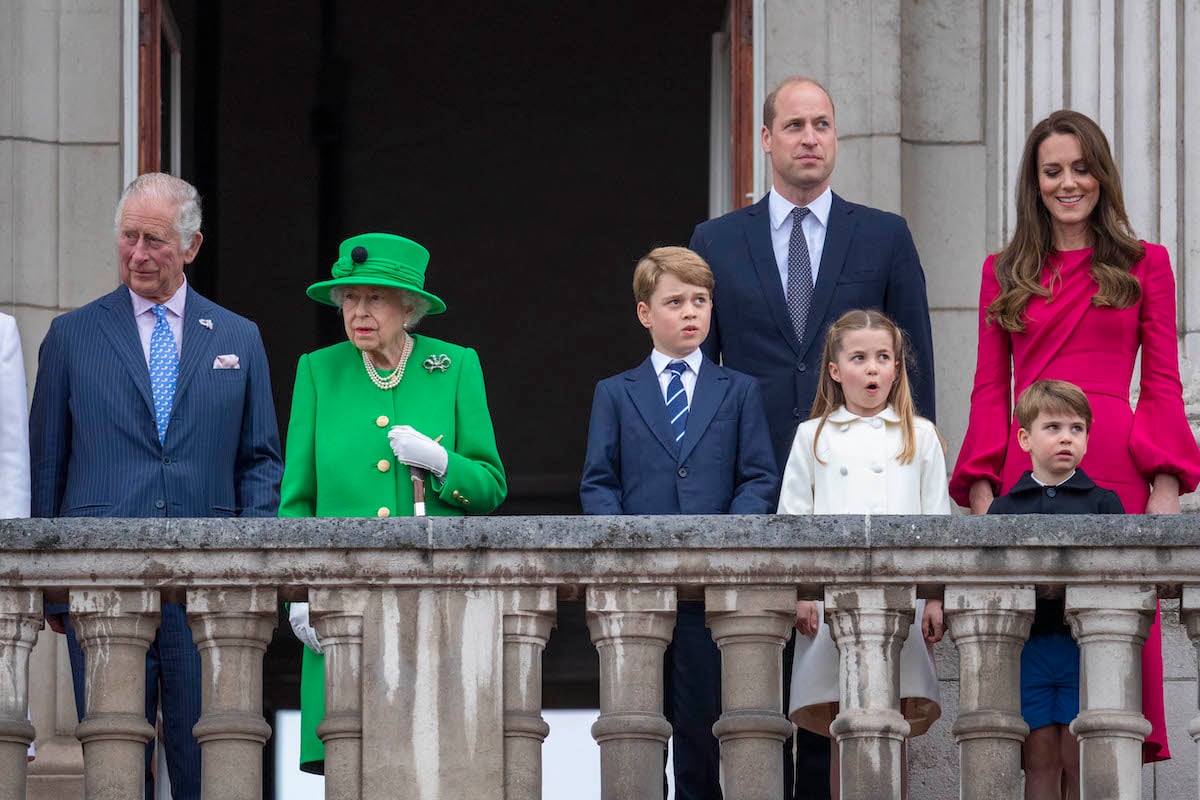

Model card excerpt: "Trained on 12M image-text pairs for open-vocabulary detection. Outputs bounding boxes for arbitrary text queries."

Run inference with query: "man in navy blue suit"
[690,77,935,800]
[30,172,283,800]
[581,246,777,800]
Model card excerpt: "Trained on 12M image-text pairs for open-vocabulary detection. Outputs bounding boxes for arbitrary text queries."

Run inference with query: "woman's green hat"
[306,233,447,315]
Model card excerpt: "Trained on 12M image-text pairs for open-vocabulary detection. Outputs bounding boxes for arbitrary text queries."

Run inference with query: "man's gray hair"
[114,172,202,250]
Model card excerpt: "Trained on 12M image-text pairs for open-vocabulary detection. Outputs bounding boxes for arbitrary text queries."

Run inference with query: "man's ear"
[182,231,204,264]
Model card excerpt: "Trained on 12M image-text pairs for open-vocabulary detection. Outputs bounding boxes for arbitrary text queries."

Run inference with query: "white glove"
[388,425,448,477]
[288,602,323,654]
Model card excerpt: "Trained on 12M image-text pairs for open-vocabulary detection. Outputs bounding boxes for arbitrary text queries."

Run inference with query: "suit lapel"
[173,288,214,402]
[678,359,729,464]
[625,358,679,459]
[97,287,155,418]
[744,196,802,358]
[802,192,854,359]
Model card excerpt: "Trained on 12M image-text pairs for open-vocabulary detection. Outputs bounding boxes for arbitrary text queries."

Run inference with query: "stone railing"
[3,514,1200,800]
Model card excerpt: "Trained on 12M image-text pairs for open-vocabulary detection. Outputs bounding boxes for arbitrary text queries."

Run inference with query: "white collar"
[650,347,703,376]
[129,279,188,318]
[826,404,901,424]
[768,186,832,232]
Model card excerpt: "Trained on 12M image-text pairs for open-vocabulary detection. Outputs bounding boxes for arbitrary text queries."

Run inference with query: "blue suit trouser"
[63,602,202,800]
[665,601,723,800]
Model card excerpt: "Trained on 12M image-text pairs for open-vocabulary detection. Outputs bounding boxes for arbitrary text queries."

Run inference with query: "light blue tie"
[665,360,689,444]
[149,305,178,444]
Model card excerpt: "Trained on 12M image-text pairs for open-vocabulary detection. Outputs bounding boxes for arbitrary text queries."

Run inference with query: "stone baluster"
[502,588,556,800]
[0,589,41,800]
[311,588,370,800]
[1065,585,1155,800]
[945,586,1034,800]
[825,585,913,800]
[70,589,160,800]
[187,587,277,800]
[1181,586,1200,790]
[586,586,675,800]
[704,586,795,800]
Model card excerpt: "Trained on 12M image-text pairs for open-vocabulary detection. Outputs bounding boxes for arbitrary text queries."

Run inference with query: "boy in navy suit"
[987,380,1123,800]
[581,246,777,799]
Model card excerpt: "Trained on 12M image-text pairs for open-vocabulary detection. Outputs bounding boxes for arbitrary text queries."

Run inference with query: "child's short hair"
[1014,380,1093,430]
[632,246,714,304]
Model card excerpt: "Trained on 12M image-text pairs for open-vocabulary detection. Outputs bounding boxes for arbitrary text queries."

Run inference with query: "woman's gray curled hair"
[330,285,432,330]
[114,173,203,250]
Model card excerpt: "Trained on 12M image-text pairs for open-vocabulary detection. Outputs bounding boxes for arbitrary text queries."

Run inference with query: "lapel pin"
[199,318,213,330]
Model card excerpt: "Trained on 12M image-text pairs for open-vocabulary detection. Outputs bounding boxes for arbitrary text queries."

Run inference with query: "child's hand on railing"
[922,599,945,644]
[795,600,819,635]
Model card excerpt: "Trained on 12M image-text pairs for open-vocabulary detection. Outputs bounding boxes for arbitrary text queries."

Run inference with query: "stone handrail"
[2,514,1200,799]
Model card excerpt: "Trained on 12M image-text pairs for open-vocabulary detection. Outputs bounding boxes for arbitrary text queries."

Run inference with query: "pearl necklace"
[362,335,414,390]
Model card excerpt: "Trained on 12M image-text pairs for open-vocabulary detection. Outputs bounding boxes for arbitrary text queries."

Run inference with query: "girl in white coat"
[778,309,950,800]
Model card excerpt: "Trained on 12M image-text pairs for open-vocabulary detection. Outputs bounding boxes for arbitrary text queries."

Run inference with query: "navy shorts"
[1020,632,1080,731]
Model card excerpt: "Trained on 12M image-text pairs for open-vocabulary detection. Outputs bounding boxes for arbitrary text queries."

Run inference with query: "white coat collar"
[826,404,901,424]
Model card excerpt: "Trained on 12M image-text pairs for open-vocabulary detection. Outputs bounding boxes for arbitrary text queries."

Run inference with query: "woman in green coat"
[280,232,506,773]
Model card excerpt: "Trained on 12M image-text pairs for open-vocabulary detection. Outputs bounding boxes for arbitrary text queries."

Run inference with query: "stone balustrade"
[2,514,1200,799]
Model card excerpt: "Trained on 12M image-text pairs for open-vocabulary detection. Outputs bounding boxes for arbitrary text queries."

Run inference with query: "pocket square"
[213,354,240,369]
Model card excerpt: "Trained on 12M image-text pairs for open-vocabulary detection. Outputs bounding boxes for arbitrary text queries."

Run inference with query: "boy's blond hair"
[632,246,714,304]
[1014,380,1093,431]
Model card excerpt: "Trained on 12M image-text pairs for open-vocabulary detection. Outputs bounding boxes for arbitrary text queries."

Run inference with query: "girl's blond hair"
[810,309,918,464]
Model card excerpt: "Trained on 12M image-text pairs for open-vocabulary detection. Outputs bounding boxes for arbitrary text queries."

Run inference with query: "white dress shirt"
[130,281,187,363]
[768,186,832,295]
[649,348,703,406]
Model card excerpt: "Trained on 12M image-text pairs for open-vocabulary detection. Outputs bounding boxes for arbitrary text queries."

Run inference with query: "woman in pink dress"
[952,109,1200,771]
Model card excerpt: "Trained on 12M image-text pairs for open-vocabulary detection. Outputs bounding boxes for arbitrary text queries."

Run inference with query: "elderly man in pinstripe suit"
[30,172,283,799]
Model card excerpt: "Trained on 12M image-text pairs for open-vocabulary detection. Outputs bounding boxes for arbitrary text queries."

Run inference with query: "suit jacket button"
[155,499,165,509]
[377,506,390,518]
[377,459,391,473]
[797,363,807,373]
[1046,487,1057,498]
[162,457,171,464]
[376,415,389,427]
[677,467,688,478]
[792,407,801,418]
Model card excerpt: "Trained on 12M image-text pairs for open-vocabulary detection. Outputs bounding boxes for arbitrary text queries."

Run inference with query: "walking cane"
[409,434,443,517]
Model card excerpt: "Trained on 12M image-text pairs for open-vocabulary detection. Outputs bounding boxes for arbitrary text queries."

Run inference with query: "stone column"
[825,585,913,800]
[187,587,276,800]
[1181,586,1200,782]
[311,588,370,800]
[69,589,159,800]
[586,586,675,800]
[0,589,41,800]
[945,585,1035,800]
[1065,585,1155,800]
[704,586,794,800]
[502,588,556,800]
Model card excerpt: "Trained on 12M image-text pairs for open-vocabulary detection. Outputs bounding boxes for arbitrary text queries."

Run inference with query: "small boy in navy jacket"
[988,379,1123,800]
[581,246,778,799]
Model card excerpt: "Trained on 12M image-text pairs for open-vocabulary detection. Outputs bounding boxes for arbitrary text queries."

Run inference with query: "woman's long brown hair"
[987,109,1143,333]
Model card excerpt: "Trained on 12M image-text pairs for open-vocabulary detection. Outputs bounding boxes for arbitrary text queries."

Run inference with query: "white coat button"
[870,417,883,429]
[839,466,848,476]
[871,463,884,473]
[840,423,850,432]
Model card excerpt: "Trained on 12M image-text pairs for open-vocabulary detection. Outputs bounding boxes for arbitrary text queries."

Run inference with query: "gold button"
[461,498,470,506]
[377,459,391,473]
[377,506,390,518]
[376,415,389,428]
[451,490,460,498]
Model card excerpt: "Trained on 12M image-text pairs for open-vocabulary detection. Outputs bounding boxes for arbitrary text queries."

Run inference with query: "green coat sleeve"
[279,353,317,518]
[430,346,507,514]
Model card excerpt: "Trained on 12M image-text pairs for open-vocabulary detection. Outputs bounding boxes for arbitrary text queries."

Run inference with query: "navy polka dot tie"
[787,206,813,343]
[666,360,689,444]
[149,305,178,444]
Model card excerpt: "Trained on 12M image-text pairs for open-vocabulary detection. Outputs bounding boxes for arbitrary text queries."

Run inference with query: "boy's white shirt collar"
[650,347,703,377]
[1030,470,1077,487]
[768,185,832,231]
[826,404,901,423]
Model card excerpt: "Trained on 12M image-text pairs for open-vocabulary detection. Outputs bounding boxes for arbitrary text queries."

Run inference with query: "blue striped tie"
[665,360,689,444]
[149,305,178,444]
